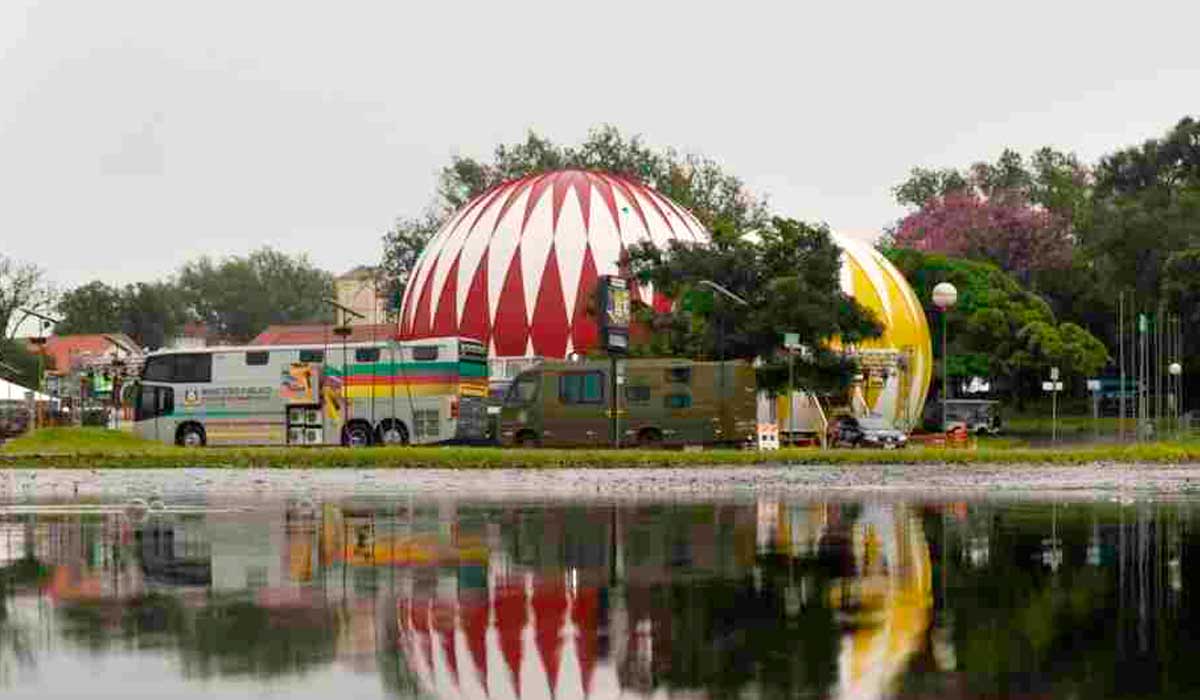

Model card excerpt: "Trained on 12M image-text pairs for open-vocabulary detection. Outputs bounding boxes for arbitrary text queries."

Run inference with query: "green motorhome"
[498,358,757,448]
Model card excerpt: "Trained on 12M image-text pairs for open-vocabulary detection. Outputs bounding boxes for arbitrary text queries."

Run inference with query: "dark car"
[829,415,908,448]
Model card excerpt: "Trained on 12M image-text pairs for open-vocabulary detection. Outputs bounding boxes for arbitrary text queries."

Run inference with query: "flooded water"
[1,468,1199,699]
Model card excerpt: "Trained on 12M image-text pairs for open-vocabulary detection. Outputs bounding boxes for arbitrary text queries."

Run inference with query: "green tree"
[0,337,38,386]
[381,125,771,304]
[55,281,125,335]
[626,218,881,391]
[886,249,1107,404]
[178,248,333,343]
[379,211,442,315]
[121,281,189,349]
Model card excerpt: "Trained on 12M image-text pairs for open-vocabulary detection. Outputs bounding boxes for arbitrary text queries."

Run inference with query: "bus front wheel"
[176,423,206,447]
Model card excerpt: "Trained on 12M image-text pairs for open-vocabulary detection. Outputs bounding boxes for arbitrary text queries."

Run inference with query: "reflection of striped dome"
[833,234,933,428]
[398,579,631,700]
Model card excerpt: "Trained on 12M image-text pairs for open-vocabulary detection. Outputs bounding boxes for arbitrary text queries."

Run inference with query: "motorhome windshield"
[505,373,539,406]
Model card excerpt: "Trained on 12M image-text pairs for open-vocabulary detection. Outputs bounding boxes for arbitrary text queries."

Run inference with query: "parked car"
[829,415,908,448]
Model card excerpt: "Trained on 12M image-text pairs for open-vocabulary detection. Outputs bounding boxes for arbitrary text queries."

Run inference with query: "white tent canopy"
[0,376,53,403]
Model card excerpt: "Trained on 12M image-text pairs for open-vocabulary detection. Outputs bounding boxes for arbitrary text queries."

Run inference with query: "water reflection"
[0,486,1197,698]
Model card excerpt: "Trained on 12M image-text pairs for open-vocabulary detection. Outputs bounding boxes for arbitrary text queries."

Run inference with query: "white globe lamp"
[931,281,958,431]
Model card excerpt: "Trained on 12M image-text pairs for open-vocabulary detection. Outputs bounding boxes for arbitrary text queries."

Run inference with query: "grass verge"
[5,427,1200,468]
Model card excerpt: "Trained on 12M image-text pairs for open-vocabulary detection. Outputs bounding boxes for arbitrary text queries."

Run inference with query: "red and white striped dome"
[399,170,709,357]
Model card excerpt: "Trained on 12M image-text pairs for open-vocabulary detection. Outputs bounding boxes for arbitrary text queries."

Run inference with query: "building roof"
[28,334,143,375]
[249,323,397,346]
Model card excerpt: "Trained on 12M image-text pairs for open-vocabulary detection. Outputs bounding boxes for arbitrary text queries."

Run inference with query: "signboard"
[783,332,801,350]
[597,276,630,354]
[1138,314,1148,334]
[1086,379,1101,392]
[1049,366,1060,381]
[1042,381,1064,392]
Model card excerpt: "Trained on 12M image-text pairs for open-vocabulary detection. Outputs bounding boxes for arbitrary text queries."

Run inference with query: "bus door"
[136,385,174,442]
[550,369,608,447]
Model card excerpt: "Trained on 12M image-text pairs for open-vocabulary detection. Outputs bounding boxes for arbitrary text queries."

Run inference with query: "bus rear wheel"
[376,420,409,446]
[176,423,206,447]
[342,421,374,447]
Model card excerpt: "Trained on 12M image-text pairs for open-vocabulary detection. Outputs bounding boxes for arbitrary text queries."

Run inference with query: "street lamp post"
[698,280,749,443]
[1170,361,1183,439]
[932,282,958,432]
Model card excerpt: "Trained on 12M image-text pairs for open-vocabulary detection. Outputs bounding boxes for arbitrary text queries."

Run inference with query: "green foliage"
[9,426,1200,467]
[886,249,1107,398]
[54,281,125,335]
[379,211,441,313]
[381,125,773,307]
[626,218,881,390]
[178,248,333,343]
[0,336,38,386]
[436,125,770,235]
[55,280,188,348]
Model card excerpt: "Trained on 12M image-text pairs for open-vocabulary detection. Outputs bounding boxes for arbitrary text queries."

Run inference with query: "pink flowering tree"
[891,190,1074,276]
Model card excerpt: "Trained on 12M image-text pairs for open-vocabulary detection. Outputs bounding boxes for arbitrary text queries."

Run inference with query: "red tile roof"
[249,324,398,346]
[28,334,141,375]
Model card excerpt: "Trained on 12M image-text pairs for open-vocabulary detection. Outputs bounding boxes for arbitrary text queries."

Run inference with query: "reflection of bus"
[498,358,756,447]
[134,337,488,447]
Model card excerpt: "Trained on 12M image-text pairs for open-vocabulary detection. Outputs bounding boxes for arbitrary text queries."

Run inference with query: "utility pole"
[1119,292,1125,441]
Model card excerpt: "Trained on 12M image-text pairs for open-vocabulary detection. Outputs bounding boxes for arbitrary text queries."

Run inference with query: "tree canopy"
[379,125,770,306]
[885,249,1107,401]
[55,248,332,348]
[626,218,881,391]
[178,248,333,343]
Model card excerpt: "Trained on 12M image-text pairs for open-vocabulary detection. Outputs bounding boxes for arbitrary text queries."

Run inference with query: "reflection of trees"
[912,502,1200,699]
[55,594,337,679]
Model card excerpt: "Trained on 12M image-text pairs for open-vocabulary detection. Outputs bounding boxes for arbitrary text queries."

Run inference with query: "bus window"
[141,354,211,383]
[245,351,270,366]
[355,347,381,363]
[299,349,324,363]
[174,354,212,383]
[143,356,173,382]
[560,372,604,404]
[412,346,439,361]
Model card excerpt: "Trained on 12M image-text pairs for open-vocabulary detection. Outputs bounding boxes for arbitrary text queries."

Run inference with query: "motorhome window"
[411,346,439,361]
[625,385,651,403]
[355,348,381,363]
[142,356,172,382]
[299,350,324,363]
[173,354,212,383]
[664,393,692,409]
[245,351,269,366]
[560,372,604,404]
[665,367,692,384]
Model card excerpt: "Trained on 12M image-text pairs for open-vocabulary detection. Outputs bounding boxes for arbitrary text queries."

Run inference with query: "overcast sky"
[2,0,1198,290]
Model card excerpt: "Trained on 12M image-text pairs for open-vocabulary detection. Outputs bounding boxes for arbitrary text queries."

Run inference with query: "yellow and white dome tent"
[772,234,933,433]
[831,234,933,429]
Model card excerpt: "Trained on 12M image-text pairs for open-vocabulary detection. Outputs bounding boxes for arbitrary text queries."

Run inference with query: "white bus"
[133,337,488,447]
